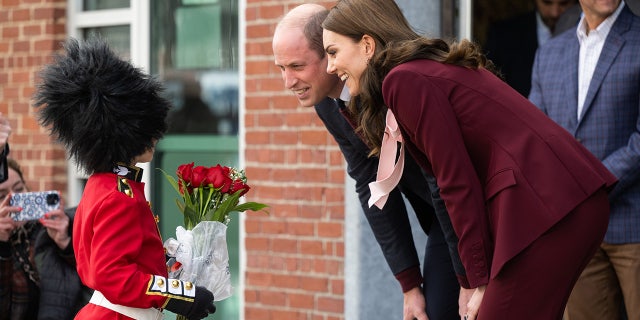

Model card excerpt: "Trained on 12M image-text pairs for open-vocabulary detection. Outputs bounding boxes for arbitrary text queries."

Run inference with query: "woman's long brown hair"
[323,0,497,156]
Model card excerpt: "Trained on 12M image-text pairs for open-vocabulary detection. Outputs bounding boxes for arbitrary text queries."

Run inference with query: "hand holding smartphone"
[9,191,61,221]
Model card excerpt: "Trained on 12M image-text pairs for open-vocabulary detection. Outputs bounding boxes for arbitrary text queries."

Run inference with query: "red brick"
[11,8,30,21]
[318,296,344,313]
[246,24,275,39]
[2,0,20,7]
[23,24,41,36]
[259,4,286,20]
[33,7,55,20]
[317,222,343,238]
[3,26,20,39]
[288,293,315,309]
[299,276,328,292]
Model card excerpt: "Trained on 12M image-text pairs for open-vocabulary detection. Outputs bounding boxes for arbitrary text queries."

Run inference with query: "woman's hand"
[39,197,70,249]
[463,285,486,320]
[0,195,18,242]
[403,286,429,320]
[0,113,11,149]
[458,287,475,318]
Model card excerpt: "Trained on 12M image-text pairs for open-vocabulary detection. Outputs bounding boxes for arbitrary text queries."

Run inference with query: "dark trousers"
[423,214,461,320]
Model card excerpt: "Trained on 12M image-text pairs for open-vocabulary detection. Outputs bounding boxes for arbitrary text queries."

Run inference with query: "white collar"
[339,84,351,103]
[577,0,625,39]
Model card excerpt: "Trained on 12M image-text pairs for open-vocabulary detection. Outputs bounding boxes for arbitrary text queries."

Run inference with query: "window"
[150,0,239,135]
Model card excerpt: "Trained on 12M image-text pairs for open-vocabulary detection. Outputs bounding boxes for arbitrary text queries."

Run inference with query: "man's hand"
[403,286,429,320]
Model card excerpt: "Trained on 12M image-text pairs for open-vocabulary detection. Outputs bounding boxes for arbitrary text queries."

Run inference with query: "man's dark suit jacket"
[314,98,465,285]
[485,11,538,97]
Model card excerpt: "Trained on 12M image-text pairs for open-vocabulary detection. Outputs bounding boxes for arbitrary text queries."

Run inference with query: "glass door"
[150,1,240,319]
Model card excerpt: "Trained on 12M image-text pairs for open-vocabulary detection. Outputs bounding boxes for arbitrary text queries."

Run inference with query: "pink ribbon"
[368,108,405,209]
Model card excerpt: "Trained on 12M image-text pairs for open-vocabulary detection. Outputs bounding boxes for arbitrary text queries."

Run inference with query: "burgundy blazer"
[381,59,617,288]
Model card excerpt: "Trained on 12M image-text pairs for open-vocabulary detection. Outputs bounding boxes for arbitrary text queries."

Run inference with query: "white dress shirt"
[576,1,625,120]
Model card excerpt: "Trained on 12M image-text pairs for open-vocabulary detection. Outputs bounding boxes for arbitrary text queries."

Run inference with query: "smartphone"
[9,191,61,221]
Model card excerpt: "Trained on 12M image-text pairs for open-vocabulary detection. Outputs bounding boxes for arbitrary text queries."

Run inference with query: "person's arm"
[423,174,466,277]
[599,105,640,200]
[0,195,17,314]
[528,48,546,114]
[0,113,11,184]
[0,145,7,184]
[35,207,76,268]
[314,99,422,290]
[0,240,12,315]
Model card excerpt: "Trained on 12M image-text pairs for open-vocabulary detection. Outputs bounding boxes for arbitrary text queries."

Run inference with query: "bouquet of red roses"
[161,163,267,303]
[162,162,267,229]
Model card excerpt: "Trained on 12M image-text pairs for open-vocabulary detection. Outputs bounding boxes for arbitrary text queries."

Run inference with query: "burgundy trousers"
[477,188,610,320]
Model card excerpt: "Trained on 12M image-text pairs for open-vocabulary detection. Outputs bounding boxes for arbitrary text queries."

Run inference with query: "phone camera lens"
[46,193,60,205]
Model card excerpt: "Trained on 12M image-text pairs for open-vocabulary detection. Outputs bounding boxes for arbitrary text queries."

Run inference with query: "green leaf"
[183,205,199,230]
[233,201,269,214]
[157,168,181,195]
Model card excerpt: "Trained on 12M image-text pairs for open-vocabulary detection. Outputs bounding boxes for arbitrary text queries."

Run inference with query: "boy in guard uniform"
[33,37,217,320]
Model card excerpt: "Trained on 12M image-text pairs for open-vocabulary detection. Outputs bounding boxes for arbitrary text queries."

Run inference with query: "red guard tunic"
[73,168,169,319]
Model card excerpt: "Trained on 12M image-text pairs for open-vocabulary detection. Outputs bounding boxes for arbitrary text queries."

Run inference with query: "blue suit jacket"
[530,5,640,243]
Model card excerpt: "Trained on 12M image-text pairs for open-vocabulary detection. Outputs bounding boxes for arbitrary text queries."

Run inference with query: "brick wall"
[0,0,68,193]
[244,1,348,319]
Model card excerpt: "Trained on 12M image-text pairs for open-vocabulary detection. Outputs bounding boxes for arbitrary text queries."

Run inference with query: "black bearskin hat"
[33,37,171,174]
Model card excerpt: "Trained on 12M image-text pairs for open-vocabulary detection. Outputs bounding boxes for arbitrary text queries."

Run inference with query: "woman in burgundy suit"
[322,0,617,319]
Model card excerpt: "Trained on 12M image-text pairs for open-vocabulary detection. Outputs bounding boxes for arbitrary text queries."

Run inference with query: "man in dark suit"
[484,0,576,97]
[272,4,464,320]
[530,1,640,318]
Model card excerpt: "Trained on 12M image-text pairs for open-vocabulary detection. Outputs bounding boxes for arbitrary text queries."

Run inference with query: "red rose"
[230,179,250,196]
[176,162,194,184]
[191,165,209,187]
[207,165,233,193]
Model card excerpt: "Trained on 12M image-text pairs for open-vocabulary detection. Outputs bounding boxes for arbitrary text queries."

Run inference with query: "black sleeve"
[0,144,9,184]
[314,98,420,275]
[424,174,466,276]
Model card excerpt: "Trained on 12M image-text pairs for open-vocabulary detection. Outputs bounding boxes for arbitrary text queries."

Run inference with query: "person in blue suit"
[272,4,465,320]
[530,1,640,319]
